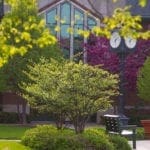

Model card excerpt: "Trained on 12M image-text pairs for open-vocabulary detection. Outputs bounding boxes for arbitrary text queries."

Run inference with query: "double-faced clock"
[110,31,137,52]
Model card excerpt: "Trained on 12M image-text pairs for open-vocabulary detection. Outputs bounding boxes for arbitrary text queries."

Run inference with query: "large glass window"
[74,8,84,61]
[87,17,97,30]
[46,8,57,35]
[45,1,98,61]
[60,2,71,58]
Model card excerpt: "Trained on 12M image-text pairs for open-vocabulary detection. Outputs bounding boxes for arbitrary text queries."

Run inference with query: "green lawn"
[0,141,31,150]
[0,125,32,139]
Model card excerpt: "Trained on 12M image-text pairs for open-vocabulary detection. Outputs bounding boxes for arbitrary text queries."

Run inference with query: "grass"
[0,141,31,150]
[0,124,32,140]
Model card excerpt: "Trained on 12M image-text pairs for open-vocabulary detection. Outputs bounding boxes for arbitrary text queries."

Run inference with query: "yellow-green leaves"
[0,0,56,67]
[80,7,150,40]
[21,58,119,132]
[92,26,111,38]
[104,7,143,38]
[139,0,147,7]
[112,0,118,2]
[21,32,31,41]
[54,26,60,32]
[77,29,90,38]
[112,0,147,7]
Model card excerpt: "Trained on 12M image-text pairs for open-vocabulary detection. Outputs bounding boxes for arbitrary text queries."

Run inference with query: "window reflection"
[46,8,57,35]
[60,2,71,59]
[87,17,97,30]
[45,2,98,61]
[74,9,84,62]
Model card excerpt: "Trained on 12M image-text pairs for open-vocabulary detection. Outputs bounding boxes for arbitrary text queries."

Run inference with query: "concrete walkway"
[129,140,150,150]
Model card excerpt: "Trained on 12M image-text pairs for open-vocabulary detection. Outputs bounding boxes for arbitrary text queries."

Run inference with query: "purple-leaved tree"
[85,34,150,91]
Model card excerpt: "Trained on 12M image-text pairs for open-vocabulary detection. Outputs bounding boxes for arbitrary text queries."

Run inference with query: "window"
[60,2,71,58]
[46,8,57,35]
[87,17,97,30]
[74,8,84,61]
[45,1,98,61]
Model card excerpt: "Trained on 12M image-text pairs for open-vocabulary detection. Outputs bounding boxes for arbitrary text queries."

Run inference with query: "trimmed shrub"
[83,128,114,150]
[22,125,114,150]
[54,134,84,150]
[109,135,132,150]
[0,112,19,123]
[22,125,132,150]
[0,112,30,123]
[22,125,59,150]
[136,127,144,140]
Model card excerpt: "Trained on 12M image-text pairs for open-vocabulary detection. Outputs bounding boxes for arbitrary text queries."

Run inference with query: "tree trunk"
[55,113,65,130]
[73,117,86,134]
[74,122,85,134]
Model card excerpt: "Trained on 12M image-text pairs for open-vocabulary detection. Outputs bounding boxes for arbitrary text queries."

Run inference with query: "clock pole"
[117,41,127,116]
[110,31,137,125]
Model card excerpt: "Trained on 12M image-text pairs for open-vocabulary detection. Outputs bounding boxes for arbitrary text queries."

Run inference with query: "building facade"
[0,0,150,122]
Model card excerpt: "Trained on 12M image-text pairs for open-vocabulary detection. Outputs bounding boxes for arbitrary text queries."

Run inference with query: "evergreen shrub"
[22,125,132,150]
[109,135,132,150]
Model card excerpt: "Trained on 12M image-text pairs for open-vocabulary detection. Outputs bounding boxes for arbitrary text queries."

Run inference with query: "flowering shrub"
[86,34,119,74]
[125,40,150,90]
[85,34,150,91]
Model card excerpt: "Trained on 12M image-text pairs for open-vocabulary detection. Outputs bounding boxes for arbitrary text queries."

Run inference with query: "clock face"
[110,32,121,48]
[125,37,137,49]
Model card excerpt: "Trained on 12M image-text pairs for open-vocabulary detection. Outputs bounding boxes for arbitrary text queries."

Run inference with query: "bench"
[103,114,136,149]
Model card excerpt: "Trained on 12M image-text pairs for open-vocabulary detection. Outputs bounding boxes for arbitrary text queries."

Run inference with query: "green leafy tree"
[0,44,62,123]
[137,57,150,102]
[0,0,56,67]
[79,6,150,40]
[0,0,62,123]
[91,7,150,39]
[21,59,119,133]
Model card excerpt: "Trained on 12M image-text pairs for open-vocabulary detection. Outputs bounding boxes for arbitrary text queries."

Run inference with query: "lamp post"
[109,30,137,124]
[0,0,4,21]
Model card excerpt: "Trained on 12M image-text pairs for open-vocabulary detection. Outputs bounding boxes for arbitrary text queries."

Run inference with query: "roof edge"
[38,0,103,20]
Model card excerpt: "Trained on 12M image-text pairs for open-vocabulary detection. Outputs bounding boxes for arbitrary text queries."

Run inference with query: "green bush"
[0,112,19,123]
[54,134,84,150]
[136,127,144,140]
[22,125,132,150]
[109,135,132,150]
[22,125,59,150]
[22,125,83,150]
[22,125,115,150]
[0,112,30,123]
[83,128,114,150]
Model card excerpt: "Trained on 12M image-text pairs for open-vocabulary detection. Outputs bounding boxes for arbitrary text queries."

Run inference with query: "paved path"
[129,140,150,150]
